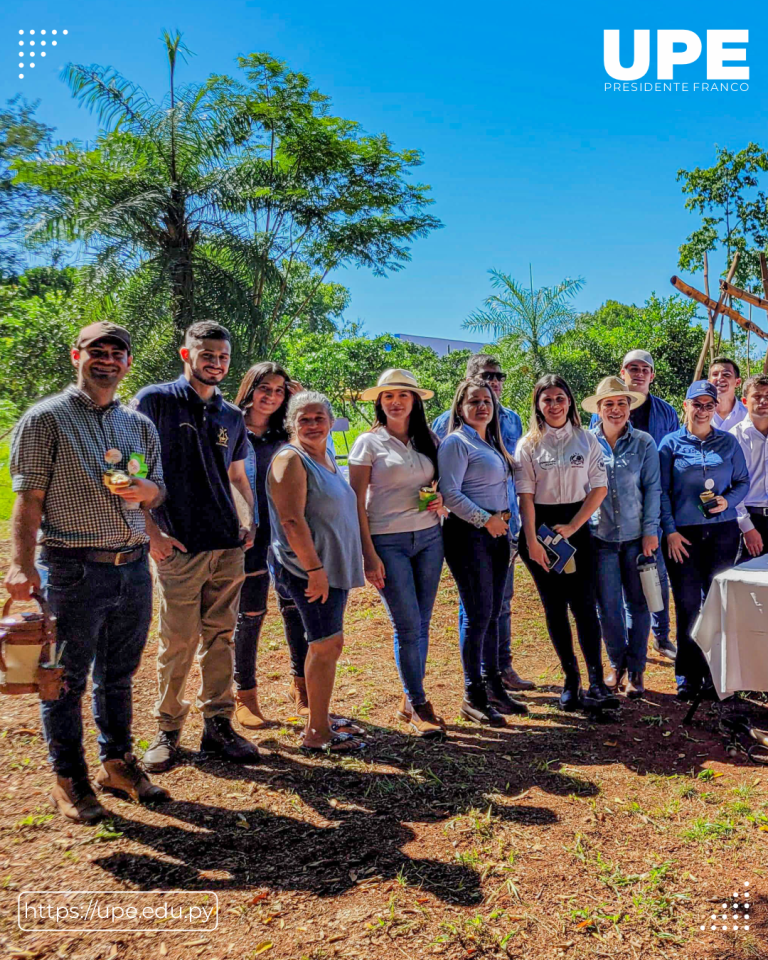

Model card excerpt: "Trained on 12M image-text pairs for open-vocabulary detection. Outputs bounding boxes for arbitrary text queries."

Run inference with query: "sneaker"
[583,682,621,711]
[486,674,529,716]
[96,753,171,804]
[50,775,106,824]
[142,729,181,774]
[500,665,535,692]
[201,716,261,764]
[652,638,677,661]
[409,702,446,739]
[460,684,506,727]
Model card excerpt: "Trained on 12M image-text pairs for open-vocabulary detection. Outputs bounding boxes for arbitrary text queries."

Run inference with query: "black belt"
[747,506,768,518]
[42,544,149,566]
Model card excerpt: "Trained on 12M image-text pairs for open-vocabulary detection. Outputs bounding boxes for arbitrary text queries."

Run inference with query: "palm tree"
[464,267,585,375]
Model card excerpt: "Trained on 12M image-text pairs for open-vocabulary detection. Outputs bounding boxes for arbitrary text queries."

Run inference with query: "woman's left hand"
[708,495,729,515]
[552,523,576,540]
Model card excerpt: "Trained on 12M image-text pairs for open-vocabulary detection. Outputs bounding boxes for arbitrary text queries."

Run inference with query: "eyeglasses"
[480,371,507,382]
[691,402,716,412]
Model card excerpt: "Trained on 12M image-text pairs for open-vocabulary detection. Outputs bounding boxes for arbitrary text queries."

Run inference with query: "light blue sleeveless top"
[267,445,365,590]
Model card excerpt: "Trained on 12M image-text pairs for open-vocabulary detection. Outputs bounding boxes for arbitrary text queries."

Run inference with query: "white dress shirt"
[730,417,768,532]
[713,398,747,432]
[515,421,607,504]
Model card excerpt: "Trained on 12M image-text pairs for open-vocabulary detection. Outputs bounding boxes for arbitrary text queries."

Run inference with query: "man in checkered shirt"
[4,322,172,824]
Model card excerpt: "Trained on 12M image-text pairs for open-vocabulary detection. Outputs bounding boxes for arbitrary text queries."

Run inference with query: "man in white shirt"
[710,356,747,432]
[731,373,768,560]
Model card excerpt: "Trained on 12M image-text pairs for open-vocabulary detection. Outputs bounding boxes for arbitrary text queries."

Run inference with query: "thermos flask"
[637,554,664,613]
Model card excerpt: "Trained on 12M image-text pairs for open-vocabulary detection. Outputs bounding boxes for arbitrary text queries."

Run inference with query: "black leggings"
[518,501,604,686]
[233,570,308,690]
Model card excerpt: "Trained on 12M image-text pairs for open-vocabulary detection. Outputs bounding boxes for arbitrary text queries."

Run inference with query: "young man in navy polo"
[134,322,259,772]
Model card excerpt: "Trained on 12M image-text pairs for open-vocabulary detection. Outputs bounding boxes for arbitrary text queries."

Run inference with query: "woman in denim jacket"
[586,377,661,699]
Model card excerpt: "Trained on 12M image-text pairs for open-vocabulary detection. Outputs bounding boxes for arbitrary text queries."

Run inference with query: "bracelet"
[306,565,324,573]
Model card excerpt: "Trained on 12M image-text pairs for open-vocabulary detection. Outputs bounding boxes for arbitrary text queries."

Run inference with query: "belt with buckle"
[747,506,768,518]
[42,545,149,566]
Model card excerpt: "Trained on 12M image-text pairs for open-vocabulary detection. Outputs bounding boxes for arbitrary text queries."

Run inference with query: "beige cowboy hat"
[582,375,645,414]
[360,368,434,402]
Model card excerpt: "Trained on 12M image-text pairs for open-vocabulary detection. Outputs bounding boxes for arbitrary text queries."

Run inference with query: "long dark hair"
[529,374,581,445]
[373,391,440,475]
[234,361,291,439]
[448,377,515,469]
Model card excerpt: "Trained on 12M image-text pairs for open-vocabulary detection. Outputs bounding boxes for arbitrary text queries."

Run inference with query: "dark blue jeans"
[460,558,515,669]
[651,527,670,645]
[594,537,651,673]
[372,525,444,706]
[443,515,510,689]
[38,553,153,778]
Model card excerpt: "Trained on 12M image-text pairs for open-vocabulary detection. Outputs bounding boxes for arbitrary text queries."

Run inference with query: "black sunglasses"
[480,371,507,382]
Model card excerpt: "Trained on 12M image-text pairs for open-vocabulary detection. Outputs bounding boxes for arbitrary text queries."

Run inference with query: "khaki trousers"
[153,547,245,731]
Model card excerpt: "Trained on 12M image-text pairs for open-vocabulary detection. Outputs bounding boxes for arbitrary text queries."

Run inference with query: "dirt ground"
[0,532,767,960]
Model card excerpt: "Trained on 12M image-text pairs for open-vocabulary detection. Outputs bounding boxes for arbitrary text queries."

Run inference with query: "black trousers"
[518,501,603,686]
[737,511,768,563]
[665,520,740,687]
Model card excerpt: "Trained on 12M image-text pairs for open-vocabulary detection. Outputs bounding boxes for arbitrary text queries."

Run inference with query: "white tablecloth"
[692,555,768,698]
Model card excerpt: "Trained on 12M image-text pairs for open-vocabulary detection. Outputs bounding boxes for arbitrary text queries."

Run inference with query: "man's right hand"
[149,532,187,563]
[744,528,764,558]
[4,563,41,601]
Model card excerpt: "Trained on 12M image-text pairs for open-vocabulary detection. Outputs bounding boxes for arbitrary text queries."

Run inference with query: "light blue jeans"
[372,525,444,706]
[594,537,651,673]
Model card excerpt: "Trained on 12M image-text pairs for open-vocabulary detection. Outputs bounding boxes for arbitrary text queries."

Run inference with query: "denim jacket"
[589,422,661,542]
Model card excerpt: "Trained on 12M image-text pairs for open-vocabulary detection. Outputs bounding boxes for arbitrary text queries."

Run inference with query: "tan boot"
[409,702,446,739]
[287,676,310,717]
[50,775,106,824]
[95,754,171,805]
[235,686,269,730]
[624,671,646,700]
[395,693,412,723]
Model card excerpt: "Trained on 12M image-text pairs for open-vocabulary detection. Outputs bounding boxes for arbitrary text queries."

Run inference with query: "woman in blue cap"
[658,380,750,701]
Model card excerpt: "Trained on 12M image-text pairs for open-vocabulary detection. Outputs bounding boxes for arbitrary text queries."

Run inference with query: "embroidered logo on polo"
[217,427,229,447]
[570,454,585,467]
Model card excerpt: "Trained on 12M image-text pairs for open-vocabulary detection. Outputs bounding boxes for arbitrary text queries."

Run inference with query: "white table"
[693,555,768,699]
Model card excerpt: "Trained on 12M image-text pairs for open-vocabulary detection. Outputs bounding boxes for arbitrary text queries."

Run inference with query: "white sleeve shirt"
[515,421,607,504]
[713,399,747,432]
[730,417,768,532]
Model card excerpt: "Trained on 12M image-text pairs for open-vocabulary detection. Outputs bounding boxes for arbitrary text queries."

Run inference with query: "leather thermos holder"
[0,594,64,701]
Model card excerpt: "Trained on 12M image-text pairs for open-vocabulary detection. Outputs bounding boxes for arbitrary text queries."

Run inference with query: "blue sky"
[2,0,765,340]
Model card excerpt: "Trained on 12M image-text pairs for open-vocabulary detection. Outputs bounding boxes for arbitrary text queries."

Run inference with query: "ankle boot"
[559,673,582,711]
[235,685,269,730]
[461,682,506,727]
[624,671,645,700]
[584,664,621,710]
[50,774,106,824]
[395,693,412,723]
[485,673,529,715]
[286,676,310,717]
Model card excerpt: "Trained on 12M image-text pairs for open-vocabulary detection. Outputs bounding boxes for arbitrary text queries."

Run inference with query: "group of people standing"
[4,318,763,825]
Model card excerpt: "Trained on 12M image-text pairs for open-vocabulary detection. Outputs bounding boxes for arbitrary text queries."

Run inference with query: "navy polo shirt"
[133,375,248,553]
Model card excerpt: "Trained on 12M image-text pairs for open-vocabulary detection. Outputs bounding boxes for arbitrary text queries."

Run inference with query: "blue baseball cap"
[686,380,718,402]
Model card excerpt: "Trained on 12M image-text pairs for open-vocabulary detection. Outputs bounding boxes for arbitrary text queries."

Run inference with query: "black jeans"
[37,553,152,778]
[665,520,740,687]
[519,502,603,686]
[443,513,510,689]
[233,569,308,689]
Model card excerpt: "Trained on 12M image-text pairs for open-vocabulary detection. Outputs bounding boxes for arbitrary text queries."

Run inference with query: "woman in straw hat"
[516,374,617,713]
[349,370,447,738]
[585,376,660,699]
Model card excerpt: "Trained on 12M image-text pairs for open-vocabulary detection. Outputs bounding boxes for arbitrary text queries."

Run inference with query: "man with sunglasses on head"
[432,354,534,694]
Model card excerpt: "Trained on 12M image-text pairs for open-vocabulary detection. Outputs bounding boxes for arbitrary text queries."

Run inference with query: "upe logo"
[604,30,748,81]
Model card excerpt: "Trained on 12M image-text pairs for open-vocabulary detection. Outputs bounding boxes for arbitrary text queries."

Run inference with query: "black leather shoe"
[201,716,261,763]
[142,729,181,774]
[460,684,506,727]
[559,677,582,711]
[676,680,699,703]
[583,682,621,711]
[485,674,529,716]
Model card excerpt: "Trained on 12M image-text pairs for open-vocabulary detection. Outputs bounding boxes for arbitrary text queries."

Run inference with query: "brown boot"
[409,702,445,739]
[95,754,171,805]
[287,676,310,717]
[624,671,645,700]
[604,666,627,692]
[501,665,535,691]
[395,693,412,723]
[235,686,269,730]
[50,775,106,824]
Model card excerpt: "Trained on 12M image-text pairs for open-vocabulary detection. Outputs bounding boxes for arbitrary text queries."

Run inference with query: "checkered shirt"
[11,385,164,550]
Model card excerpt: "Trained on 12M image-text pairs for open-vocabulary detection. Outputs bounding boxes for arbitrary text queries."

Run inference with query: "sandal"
[300,732,368,754]
[330,716,365,736]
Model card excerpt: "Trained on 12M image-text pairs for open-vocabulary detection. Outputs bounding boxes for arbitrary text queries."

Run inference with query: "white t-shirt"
[348,427,439,535]
[515,421,607,504]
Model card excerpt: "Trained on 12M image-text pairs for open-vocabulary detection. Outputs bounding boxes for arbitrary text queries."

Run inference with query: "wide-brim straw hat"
[360,368,434,402]
[582,376,645,414]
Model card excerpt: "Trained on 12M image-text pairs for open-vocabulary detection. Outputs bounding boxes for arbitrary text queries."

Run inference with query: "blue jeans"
[460,561,515,669]
[38,553,153,778]
[651,527,670,644]
[594,538,651,673]
[372,525,444,706]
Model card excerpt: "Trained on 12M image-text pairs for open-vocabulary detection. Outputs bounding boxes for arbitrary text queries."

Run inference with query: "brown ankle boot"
[410,702,446,739]
[395,693,412,723]
[287,676,310,717]
[235,686,269,729]
[95,754,171,805]
[50,775,106,824]
[624,671,645,700]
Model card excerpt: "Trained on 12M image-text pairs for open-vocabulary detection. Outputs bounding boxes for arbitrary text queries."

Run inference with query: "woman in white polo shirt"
[516,374,617,712]
[349,370,446,739]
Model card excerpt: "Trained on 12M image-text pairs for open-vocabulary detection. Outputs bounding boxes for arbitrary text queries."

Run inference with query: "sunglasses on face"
[480,371,507,382]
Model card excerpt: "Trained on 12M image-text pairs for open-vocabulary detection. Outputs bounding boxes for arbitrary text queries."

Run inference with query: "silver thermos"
[637,554,664,613]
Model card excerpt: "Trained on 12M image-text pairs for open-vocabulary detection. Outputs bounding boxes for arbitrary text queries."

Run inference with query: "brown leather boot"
[235,686,269,730]
[95,754,171,805]
[409,702,445,739]
[50,775,106,824]
[604,666,627,692]
[287,676,310,717]
[624,671,645,700]
[395,693,412,723]
[501,664,535,691]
